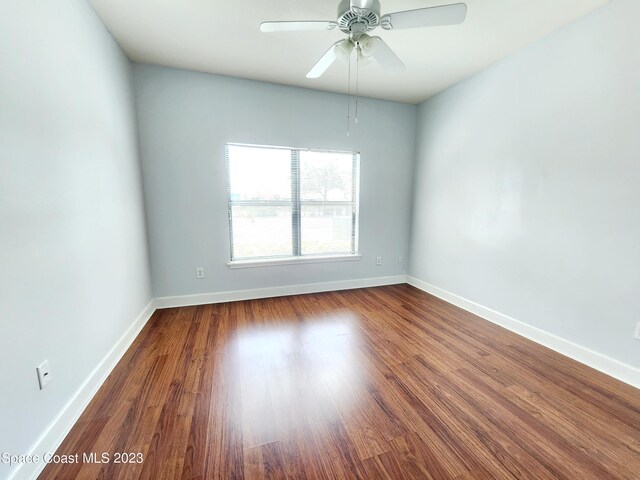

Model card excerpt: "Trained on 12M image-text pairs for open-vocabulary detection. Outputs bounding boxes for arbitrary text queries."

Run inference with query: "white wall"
[410,0,640,368]
[0,0,152,477]
[133,64,416,298]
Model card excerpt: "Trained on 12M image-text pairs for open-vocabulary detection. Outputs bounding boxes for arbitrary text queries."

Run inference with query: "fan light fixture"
[335,39,355,63]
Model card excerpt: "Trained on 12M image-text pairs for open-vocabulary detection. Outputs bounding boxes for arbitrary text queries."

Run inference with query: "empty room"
[2,0,639,479]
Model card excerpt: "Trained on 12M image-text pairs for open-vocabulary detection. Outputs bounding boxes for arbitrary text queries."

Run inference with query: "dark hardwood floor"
[40,284,640,479]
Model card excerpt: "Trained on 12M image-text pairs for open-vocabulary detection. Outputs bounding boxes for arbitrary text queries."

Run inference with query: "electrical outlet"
[398,255,404,264]
[376,256,382,266]
[634,322,640,341]
[196,267,205,279]
[36,361,51,390]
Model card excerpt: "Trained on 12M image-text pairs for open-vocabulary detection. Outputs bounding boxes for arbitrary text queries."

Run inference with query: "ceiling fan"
[260,0,468,78]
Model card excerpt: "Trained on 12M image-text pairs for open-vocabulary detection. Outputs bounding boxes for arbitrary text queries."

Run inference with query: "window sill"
[227,254,361,269]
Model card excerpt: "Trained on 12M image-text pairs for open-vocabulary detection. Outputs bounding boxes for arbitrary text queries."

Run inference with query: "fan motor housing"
[337,0,381,34]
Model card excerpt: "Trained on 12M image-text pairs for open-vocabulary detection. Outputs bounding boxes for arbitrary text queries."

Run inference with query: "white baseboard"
[407,276,640,389]
[154,275,408,309]
[8,300,157,480]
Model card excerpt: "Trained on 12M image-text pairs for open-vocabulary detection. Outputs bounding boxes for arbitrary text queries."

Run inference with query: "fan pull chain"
[355,48,359,124]
[347,51,351,137]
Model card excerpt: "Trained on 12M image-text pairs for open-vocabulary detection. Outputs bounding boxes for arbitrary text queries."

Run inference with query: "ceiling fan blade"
[369,37,405,73]
[260,21,338,33]
[306,40,350,79]
[381,3,467,31]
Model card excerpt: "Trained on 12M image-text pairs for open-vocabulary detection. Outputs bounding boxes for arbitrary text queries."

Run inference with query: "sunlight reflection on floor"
[228,312,365,448]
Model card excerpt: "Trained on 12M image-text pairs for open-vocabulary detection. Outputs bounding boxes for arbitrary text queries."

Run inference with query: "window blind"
[226,143,359,261]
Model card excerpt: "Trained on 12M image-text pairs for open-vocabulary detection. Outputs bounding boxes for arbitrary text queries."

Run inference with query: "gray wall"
[133,64,416,297]
[0,0,152,474]
[410,0,640,368]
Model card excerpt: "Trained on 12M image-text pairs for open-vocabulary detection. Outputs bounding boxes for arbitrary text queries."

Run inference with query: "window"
[226,144,359,265]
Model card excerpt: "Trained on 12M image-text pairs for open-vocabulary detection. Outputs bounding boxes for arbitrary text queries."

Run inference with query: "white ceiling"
[89,0,609,104]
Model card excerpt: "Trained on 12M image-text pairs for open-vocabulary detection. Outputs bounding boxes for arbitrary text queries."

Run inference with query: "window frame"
[225,143,360,267]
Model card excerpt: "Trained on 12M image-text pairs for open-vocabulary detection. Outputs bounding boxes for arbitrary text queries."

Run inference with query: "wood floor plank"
[39,285,640,480]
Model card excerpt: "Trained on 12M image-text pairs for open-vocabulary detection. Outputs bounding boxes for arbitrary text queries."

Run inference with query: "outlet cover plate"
[37,361,51,389]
